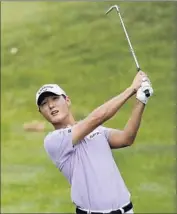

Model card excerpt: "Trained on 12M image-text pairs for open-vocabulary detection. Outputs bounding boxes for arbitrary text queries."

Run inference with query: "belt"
[76,202,133,214]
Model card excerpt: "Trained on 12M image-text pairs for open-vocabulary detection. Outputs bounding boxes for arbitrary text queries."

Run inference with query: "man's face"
[39,93,70,124]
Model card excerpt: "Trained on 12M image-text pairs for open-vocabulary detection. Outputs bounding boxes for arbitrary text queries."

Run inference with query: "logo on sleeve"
[68,129,71,133]
[86,131,101,139]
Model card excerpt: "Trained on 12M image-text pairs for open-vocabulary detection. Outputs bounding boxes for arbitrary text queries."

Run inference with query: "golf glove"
[136,81,153,104]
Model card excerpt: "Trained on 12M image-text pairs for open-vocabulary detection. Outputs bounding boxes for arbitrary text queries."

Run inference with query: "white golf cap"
[36,84,66,106]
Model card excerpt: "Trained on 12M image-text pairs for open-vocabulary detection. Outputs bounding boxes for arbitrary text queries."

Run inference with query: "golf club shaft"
[117,12,140,71]
[107,5,150,97]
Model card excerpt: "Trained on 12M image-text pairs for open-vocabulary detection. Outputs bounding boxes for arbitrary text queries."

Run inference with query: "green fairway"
[1,1,175,213]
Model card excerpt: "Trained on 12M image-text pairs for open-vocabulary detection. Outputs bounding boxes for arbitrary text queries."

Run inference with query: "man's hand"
[130,71,148,93]
[136,78,154,104]
[71,87,135,145]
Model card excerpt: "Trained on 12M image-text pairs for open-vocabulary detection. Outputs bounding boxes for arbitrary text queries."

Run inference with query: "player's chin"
[50,115,65,124]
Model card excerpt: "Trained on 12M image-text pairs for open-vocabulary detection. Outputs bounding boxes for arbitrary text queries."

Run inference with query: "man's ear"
[65,96,71,107]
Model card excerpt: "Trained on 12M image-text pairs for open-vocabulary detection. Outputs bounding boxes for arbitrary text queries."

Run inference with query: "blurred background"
[1,1,176,213]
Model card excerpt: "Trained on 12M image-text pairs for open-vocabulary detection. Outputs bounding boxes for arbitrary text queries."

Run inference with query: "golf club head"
[105,5,120,15]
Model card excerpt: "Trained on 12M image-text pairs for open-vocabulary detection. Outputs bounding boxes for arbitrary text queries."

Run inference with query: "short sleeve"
[44,128,74,170]
[99,126,111,141]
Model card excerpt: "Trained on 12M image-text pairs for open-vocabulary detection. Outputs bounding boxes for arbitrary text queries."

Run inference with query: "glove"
[136,80,154,104]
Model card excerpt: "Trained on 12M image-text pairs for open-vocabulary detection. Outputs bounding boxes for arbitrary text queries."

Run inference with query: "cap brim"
[37,91,60,106]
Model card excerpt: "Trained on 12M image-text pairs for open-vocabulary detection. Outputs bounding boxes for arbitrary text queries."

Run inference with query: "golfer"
[36,71,153,214]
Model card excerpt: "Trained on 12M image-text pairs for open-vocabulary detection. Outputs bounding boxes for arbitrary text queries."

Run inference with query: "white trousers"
[126,208,134,213]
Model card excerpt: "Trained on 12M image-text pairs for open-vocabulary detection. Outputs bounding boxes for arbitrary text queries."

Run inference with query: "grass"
[1,1,176,213]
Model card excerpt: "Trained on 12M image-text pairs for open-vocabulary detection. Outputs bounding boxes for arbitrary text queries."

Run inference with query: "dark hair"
[38,93,66,106]
[38,92,56,106]
[62,94,66,99]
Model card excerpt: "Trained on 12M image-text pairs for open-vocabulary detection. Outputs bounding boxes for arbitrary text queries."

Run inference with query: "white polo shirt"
[44,126,131,211]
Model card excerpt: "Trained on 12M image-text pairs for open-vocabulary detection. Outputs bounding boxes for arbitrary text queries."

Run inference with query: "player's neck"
[53,114,76,130]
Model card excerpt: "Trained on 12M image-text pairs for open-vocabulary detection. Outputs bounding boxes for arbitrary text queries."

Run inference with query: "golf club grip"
[144,89,150,97]
[137,67,150,97]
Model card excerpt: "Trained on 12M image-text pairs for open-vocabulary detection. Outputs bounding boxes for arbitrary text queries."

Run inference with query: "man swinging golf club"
[36,70,153,214]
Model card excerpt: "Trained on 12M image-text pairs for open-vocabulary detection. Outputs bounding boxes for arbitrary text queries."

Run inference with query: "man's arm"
[108,100,145,149]
[71,71,148,145]
[72,87,135,145]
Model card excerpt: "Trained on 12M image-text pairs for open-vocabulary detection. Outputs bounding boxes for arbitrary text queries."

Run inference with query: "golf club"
[106,5,150,97]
